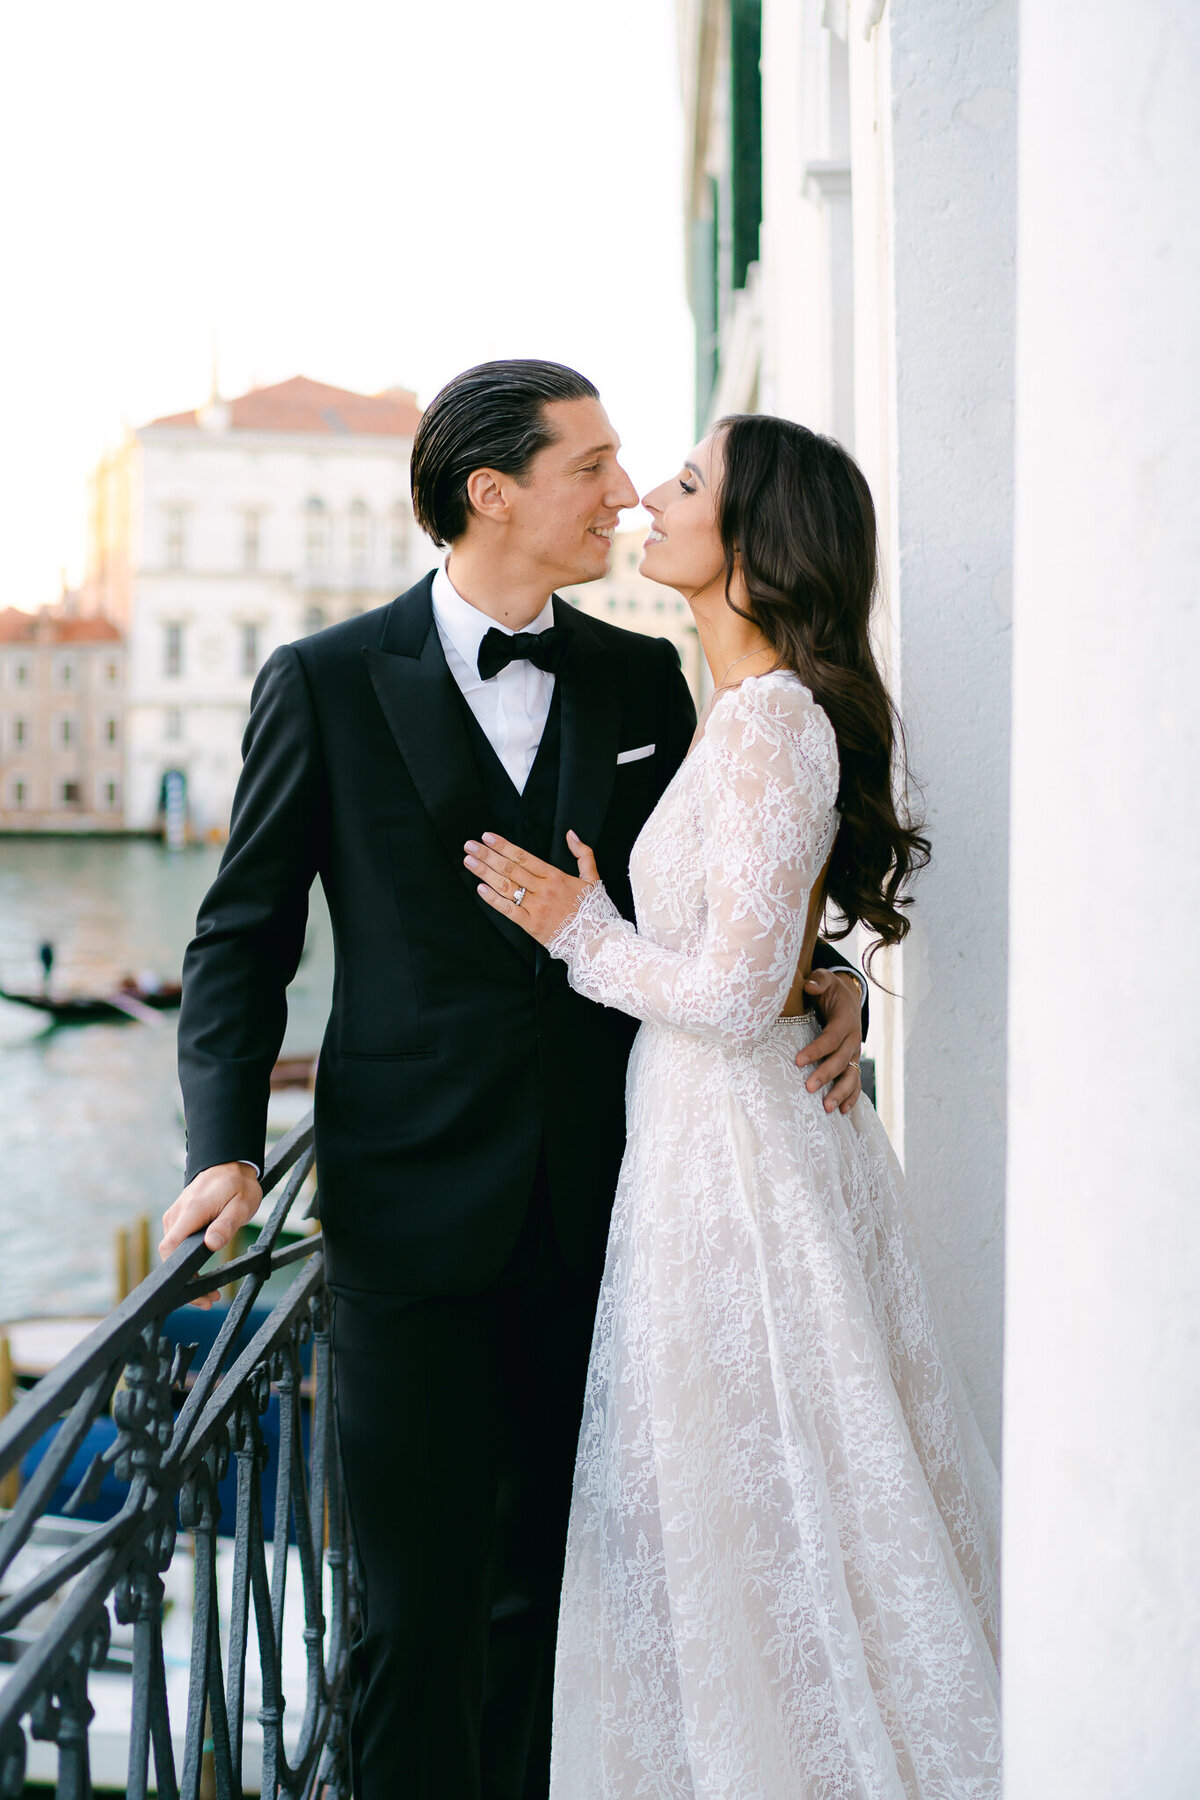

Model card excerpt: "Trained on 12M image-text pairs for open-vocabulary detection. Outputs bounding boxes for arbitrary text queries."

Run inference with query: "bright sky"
[0,0,694,605]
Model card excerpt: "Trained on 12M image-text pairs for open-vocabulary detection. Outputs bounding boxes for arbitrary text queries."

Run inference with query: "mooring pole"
[0,1334,18,1507]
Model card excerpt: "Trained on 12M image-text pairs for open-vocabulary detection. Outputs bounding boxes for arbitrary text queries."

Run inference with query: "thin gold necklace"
[715,645,773,692]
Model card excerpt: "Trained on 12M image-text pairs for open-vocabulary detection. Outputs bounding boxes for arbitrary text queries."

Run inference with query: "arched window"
[348,499,370,572]
[390,502,409,570]
[304,497,329,571]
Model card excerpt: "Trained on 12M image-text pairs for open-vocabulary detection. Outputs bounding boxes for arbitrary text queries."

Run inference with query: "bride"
[464,415,1000,1799]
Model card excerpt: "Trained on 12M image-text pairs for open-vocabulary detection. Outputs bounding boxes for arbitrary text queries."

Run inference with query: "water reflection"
[0,839,332,1320]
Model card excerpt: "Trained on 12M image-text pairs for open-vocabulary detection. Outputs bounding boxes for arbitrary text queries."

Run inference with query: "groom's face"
[506,397,639,588]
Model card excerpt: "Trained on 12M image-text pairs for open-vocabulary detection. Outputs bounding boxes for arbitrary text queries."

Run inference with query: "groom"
[162,360,867,1799]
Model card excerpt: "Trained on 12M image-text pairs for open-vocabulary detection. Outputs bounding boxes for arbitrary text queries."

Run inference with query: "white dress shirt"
[430,560,557,793]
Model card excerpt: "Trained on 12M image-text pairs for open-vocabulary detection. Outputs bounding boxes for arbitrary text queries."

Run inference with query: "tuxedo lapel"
[550,599,620,873]
[363,576,536,968]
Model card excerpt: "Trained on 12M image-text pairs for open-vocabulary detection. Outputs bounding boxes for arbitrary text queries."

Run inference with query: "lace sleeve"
[547,680,840,1046]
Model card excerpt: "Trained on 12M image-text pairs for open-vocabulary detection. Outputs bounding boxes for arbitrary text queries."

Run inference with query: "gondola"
[0,981,182,1025]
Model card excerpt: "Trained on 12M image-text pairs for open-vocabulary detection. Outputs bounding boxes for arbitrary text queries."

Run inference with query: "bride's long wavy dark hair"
[714,414,930,960]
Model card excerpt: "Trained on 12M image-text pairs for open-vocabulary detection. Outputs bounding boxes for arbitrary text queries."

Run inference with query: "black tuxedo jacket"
[178,572,865,1296]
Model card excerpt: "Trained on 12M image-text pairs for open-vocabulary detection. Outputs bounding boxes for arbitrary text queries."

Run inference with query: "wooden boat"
[1,1314,107,1383]
[0,980,182,1025]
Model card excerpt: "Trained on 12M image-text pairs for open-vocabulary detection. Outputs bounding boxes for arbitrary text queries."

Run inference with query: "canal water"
[0,838,333,1321]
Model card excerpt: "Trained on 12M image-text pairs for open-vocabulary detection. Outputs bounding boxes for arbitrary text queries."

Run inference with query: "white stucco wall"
[1004,3,1200,1792]
[880,0,1018,1458]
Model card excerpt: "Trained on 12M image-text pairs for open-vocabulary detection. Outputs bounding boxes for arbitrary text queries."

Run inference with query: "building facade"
[678,0,1016,1466]
[563,527,705,701]
[0,606,125,830]
[86,375,428,836]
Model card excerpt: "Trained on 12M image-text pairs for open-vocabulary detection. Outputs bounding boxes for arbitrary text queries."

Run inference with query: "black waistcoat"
[452,679,563,867]
[453,684,575,1280]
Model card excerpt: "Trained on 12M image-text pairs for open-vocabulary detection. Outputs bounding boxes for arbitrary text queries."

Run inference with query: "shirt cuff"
[237,1160,261,1178]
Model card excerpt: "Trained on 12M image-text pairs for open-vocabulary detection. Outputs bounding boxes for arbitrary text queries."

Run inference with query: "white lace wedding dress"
[546,672,1000,1800]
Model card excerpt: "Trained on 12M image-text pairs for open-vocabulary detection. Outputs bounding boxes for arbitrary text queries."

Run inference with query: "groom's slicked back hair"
[410,359,600,547]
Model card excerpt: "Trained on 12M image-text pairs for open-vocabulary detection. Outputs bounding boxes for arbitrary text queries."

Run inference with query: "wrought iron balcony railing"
[0,1113,354,1800]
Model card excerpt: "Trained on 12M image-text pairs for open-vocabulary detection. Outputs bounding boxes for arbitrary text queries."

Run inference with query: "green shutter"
[730,0,763,292]
[692,177,720,432]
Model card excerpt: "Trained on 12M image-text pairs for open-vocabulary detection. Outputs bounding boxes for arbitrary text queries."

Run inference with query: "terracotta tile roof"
[53,616,123,643]
[148,375,421,438]
[0,607,122,644]
[0,608,33,642]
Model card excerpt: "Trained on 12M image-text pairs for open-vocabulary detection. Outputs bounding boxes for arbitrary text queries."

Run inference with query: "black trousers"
[328,1165,599,1800]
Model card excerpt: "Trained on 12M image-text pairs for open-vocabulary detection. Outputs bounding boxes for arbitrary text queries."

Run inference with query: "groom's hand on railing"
[159,1161,264,1309]
[796,970,865,1114]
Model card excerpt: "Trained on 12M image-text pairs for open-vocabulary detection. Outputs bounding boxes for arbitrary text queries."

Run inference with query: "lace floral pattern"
[548,675,1000,1799]
[547,672,842,1041]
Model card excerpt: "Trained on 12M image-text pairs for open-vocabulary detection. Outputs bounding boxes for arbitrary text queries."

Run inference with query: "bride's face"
[639,433,725,598]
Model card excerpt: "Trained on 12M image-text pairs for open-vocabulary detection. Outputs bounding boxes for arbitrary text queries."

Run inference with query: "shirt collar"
[430,559,556,674]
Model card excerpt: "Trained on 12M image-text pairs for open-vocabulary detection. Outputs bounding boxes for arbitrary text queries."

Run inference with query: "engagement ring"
[512,885,527,907]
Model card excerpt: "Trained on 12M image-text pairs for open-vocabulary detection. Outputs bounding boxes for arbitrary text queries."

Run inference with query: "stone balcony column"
[1004,3,1200,1793]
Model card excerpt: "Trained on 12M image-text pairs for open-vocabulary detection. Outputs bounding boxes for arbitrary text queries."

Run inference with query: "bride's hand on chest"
[464,828,600,946]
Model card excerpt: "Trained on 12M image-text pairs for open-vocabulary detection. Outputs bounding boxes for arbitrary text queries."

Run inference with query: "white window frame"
[164,623,184,679]
[165,505,187,570]
[348,499,371,572]
[240,622,260,678]
[243,510,262,572]
[390,502,409,568]
[304,498,329,571]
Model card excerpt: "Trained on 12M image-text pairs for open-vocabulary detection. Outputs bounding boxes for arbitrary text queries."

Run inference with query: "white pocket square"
[616,744,655,765]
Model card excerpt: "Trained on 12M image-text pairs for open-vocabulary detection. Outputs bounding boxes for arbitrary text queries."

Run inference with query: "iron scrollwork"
[0,1115,357,1799]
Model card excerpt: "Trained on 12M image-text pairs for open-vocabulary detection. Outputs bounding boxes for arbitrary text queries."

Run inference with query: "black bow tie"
[477,624,568,682]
